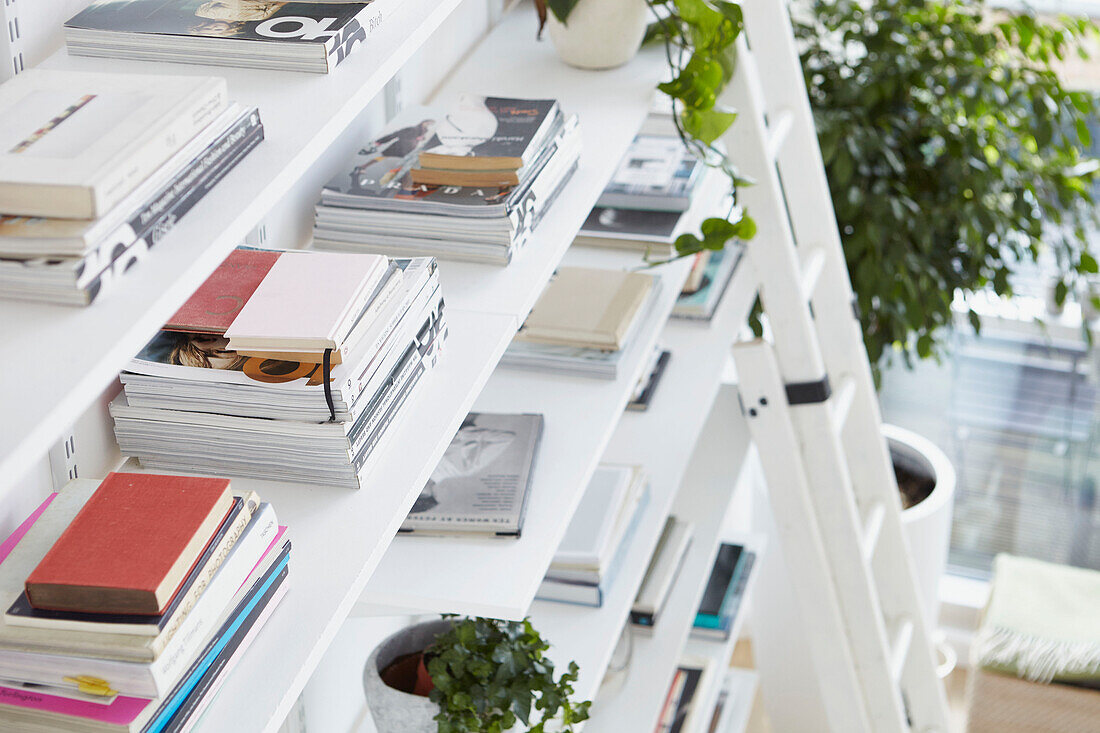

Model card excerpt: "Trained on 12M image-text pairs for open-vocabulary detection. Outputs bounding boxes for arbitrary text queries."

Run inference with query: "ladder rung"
[829,374,856,430]
[890,617,915,682]
[766,109,794,160]
[861,501,885,562]
[800,246,826,298]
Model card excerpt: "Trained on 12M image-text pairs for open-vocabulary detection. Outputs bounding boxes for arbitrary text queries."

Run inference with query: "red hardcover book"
[25,473,233,615]
[164,249,281,334]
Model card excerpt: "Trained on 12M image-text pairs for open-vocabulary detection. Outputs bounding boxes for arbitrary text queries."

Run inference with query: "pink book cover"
[0,684,151,725]
[0,493,57,564]
[224,251,388,346]
[238,526,287,595]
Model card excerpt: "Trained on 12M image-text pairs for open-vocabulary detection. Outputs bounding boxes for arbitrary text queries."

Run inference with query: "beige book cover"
[515,267,655,350]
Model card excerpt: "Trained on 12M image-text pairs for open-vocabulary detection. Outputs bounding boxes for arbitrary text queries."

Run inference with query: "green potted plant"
[535,0,756,261]
[795,0,1100,628]
[363,616,590,733]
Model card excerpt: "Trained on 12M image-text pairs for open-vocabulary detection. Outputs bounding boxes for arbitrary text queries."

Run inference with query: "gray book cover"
[400,412,544,536]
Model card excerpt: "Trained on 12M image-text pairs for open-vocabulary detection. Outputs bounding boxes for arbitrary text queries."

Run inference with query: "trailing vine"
[536,0,756,263]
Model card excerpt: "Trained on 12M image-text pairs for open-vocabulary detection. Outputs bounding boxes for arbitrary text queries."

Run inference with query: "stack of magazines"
[574,133,724,259]
[500,266,661,379]
[64,0,391,74]
[0,472,290,732]
[0,69,262,306]
[313,95,580,265]
[110,247,446,489]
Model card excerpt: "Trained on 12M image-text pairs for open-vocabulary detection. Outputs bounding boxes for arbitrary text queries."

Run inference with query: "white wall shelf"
[301,265,757,731]
[582,392,755,733]
[529,254,757,704]
[357,248,692,618]
[0,0,764,730]
[0,0,475,492]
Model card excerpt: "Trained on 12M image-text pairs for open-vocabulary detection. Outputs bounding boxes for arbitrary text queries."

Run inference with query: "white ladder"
[721,1,950,731]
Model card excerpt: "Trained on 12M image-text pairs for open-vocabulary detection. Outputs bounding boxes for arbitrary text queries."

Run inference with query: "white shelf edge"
[357,249,692,618]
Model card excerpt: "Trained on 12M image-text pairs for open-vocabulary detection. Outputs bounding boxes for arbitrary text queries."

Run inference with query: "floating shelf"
[581,393,756,733]
[119,308,513,733]
[530,256,757,703]
[0,0,474,490]
[358,248,693,618]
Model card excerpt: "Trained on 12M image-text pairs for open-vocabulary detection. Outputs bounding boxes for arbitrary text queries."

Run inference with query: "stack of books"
[537,465,649,607]
[690,542,757,641]
[0,69,262,306]
[399,412,545,538]
[500,266,662,379]
[313,95,580,265]
[654,655,717,733]
[110,247,446,489]
[0,472,289,732]
[631,516,693,632]
[573,130,744,322]
[64,0,391,73]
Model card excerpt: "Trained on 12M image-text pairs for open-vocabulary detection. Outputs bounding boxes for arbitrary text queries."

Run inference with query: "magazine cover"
[579,206,682,242]
[67,0,372,45]
[418,95,559,162]
[323,110,577,213]
[324,113,521,210]
[601,135,704,200]
[401,413,545,535]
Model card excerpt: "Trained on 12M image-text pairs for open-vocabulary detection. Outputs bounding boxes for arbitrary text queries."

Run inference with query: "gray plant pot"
[363,619,451,733]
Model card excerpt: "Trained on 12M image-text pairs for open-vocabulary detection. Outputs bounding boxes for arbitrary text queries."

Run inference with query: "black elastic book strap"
[323,349,336,422]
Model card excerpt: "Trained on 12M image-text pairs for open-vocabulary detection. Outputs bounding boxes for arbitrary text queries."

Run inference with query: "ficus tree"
[796,0,1100,375]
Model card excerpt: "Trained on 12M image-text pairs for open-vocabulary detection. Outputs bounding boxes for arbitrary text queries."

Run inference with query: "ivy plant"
[535,0,757,262]
[426,616,590,733]
[796,0,1100,374]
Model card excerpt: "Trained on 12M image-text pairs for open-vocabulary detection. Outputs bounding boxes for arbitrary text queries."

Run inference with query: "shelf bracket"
[47,431,78,489]
[0,0,25,81]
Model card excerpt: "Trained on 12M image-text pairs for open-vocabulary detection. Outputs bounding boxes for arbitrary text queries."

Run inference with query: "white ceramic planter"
[363,619,451,733]
[883,424,956,632]
[546,0,649,70]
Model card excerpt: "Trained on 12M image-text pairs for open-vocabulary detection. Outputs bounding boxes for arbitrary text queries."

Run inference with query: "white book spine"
[350,279,440,407]
[93,80,228,217]
[349,270,436,394]
[149,503,279,695]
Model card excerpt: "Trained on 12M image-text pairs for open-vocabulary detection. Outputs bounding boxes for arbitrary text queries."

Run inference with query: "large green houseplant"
[535,0,757,262]
[796,0,1100,374]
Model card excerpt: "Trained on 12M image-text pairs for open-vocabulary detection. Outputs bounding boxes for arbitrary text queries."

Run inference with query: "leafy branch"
[535,0,756,264]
